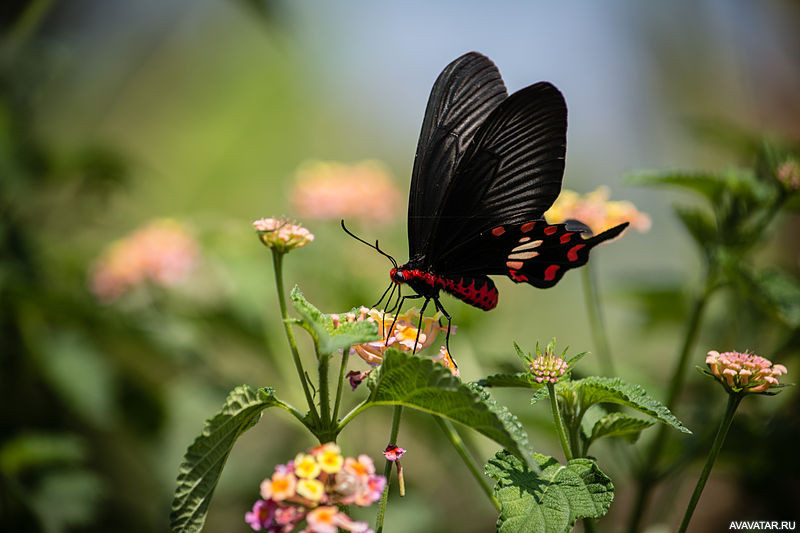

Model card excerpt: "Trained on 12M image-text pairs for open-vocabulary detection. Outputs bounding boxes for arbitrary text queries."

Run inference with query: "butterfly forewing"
[408,52,507,260]
[423,82,567,270]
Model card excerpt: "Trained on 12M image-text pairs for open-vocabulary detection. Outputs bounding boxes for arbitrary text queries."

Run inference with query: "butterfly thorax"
[390,265,499,311]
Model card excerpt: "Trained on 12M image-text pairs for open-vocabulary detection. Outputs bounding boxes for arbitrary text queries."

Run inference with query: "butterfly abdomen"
[440,276,498,311]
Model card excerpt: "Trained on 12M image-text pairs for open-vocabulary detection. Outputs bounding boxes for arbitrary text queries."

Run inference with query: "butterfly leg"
[372,281,395,309]
[412,297,431,354]
[385,293,423,347]
[433,298,455,363]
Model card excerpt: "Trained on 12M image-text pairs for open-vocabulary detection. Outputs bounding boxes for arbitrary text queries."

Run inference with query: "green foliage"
[290,286,379,355]
[486,450,614,533]
[170,386,284,533]
[586,413,654,448]
[480,372,546,389]
[366,349,534,466]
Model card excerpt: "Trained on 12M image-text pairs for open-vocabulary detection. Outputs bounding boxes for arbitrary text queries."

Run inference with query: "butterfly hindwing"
[486,220,630,288]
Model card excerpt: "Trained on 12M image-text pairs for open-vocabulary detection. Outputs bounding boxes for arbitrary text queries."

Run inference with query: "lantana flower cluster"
[89,218,199,303]
[246,443,384,532]
[254,217,314,254]
[545,186,651,235]
[290,160,402,223]
[331,307,459,384]
[530,351,569,384]
[705,350,788,394]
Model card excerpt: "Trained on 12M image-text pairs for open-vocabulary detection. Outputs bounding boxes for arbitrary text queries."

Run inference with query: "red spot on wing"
[559,232,573,244]
[491,226,506,236]
[567,244,586,262]
[543,225,558,236]
[521,222,536,233]
[544,264,560,281]
[509,270,529,282]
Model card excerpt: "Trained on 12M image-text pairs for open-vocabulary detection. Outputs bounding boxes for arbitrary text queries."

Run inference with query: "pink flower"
[245,499,277,531]
[332,307,455,369]
[304,506,372,533]
[777,159,800,190]
[290,160,402,224]
[346,370,371,390]
[382,445,406,462]
[706,350,788,394]
[529,352,568,384]
[89,219,199,303]
[253,217,314,253]
[545,187,651,236]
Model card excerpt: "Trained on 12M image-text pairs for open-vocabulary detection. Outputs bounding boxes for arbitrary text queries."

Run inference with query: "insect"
[343,52,628,354]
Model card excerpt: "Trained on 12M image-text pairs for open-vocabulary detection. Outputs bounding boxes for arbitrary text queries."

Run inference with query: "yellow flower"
[312,443,344,474]
[545,187,650,236]
[294,453,322,479]
[295,478,326,503]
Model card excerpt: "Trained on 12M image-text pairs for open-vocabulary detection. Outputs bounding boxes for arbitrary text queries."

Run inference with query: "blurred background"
[1,0,798,531]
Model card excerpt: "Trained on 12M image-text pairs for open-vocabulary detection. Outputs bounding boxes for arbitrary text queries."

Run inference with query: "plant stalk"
[271,251,320,426]
[677,393,742,533]
[332,345,351,423]
[375,405,403,533]
[582,263,615,376]
[548,382,573,461]
[626,278,715,533]
[435,416,501,511]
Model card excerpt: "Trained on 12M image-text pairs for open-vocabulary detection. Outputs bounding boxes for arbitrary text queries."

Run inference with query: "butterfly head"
[390,267,407,285]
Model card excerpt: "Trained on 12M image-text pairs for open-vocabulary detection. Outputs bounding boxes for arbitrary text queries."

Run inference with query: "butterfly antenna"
[340,220,398,268]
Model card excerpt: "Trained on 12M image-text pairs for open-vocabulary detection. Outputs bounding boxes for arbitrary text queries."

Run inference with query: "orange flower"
[545,187,650,236]
[290,160,402,223]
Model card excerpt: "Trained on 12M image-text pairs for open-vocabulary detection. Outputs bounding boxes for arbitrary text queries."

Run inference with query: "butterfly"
[343,52,628,352]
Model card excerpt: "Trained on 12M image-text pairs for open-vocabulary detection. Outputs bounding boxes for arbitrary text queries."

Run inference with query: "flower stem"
[678,393,742,533]
[626,278,715,533]
[434,416,501,511]
[332,346,351,423]
[582,263,615,376]
[548,382,573,461]
[318,352,331,430]
[271,251,320,427]
[375,405,403,533]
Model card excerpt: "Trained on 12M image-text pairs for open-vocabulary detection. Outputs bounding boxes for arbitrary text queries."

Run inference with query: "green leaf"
[674,205,717,250]
[586,413,654,449]
[479,372,544,390]
[530,387,551,406]
[628,170,725,202]
[486,450,614,533]
[170,386,283,533]
[289,286,379,355]
[568,377,691,434]
[368,349,534,466]
[513,341,529,363]
[731,267,800,328]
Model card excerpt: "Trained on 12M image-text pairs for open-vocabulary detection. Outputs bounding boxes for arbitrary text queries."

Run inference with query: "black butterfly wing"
[423,81,568,272]
[444,220,630,289]
[408,52,508,260]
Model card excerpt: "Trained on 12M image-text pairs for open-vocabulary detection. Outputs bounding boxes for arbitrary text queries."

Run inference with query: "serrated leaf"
[569,377,690,434]
[530,387,550,406]
[486,450,614,533]
[587,413,654,449]
[566,351,588,367]
[479,372,543,389]
[170,386,283,533]
[289,286,379,355]
[368,349,533,466]
[513,341,528,363]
